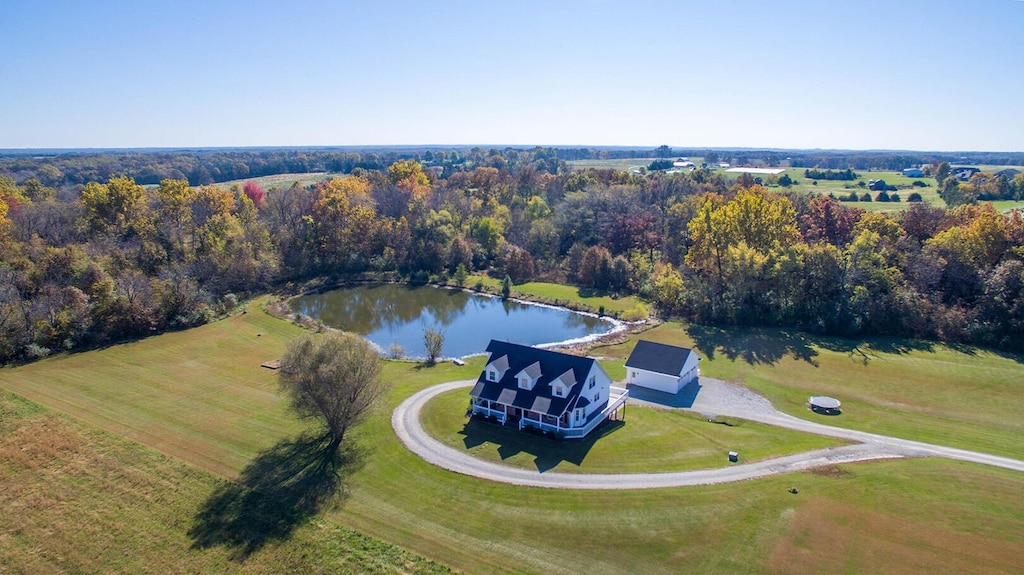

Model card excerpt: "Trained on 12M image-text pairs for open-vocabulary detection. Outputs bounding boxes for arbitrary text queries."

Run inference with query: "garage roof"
[624,340,695,377]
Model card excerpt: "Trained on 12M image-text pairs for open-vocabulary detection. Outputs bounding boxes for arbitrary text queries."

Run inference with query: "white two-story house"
[469,340,628,439]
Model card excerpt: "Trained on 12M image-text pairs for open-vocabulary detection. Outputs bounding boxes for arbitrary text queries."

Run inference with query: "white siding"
[628,352,700,394]
[580,363,612,421]
[628,368,683,394]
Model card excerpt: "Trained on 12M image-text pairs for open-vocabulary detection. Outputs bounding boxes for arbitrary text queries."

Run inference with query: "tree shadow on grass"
[829,337,1023,364]
[812,334,937,360]
[459,415,623,473]
[189,433,366,561]
[576,287,609,299]
[686,324,820,367]
[684,323,1023,367]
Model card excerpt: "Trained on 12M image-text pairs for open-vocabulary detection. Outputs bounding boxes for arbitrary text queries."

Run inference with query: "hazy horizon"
[1,144,1021,156]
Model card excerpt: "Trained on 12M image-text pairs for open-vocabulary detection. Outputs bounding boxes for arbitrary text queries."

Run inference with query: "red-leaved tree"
[243,181,266,209]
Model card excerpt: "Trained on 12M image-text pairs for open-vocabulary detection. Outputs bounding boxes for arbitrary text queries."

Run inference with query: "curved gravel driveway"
[392,379,1024,489]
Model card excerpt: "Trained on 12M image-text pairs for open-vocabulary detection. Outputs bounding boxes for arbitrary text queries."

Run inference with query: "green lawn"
[595,322,1024,460]
[463,274,647,318]
[420,388,842,473]
[3,304,1023,574]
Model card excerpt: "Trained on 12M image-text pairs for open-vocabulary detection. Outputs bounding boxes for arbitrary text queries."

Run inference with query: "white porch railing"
[518,415,568,435]
[519,385,629,439]
[471,402,507,424]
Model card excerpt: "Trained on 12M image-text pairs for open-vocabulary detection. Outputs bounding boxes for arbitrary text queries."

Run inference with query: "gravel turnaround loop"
[392,379,1024,490]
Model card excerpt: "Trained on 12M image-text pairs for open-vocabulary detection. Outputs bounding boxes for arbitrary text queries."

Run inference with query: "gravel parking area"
[691,377,775,417]
[624,376,776,418]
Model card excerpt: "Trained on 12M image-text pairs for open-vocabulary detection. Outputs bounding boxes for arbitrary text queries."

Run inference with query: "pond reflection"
[289,284,616,358]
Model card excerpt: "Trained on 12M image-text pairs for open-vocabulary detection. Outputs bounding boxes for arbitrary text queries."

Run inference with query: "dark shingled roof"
[470,340,600,417]
[624,340,694,377]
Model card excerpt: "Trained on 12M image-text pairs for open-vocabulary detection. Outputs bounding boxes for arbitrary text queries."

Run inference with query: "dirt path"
[391,379,1024,489]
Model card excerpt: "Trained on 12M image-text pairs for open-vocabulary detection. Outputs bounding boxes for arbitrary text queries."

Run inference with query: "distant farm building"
[725,167,786,175]
[902,168,923,178]
[952,167,981,181]
[995,168,1020,180]
[469,340,628,439]
[624,340,700,395]
[868,179,890,191]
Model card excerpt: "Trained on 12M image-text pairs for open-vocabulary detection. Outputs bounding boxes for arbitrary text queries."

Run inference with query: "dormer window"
[516,361,542,391]
[484,354,509,383]
[550,369,576,399]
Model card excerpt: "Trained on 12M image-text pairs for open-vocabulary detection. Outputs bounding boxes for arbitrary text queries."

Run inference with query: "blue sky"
[1,0,1021,151]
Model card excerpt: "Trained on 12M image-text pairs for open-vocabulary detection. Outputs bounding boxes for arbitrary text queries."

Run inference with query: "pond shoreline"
[264,278,657,359]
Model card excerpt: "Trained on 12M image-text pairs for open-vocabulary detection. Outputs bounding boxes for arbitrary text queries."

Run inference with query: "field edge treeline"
[1,147,1023,364]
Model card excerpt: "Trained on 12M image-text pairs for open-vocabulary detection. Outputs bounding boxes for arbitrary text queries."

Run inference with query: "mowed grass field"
[566,157,659,170]
[0,303,308,478]
[2,302,1024,573]
[719,168,947,212]
[0,390,454,574]
[217,171,341,191]
[722,167,1024,213]
[596,322,1024,460]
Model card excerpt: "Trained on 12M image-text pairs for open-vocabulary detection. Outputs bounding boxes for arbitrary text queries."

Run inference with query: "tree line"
[2,151,1023,364]
[934,160,1024,206]
[0,147,567,188]
[804,168,858,181]
[6,147,1024,189]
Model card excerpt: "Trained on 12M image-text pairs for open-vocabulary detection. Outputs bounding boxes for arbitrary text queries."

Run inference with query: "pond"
[288,284,619,359]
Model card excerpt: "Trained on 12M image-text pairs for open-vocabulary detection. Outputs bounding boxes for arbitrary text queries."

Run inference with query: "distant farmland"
[567,157,660,170]
[568,160,1024,213]
[218,171,340,190]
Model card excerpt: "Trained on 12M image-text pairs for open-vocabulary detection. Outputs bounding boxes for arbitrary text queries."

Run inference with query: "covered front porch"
[471,399,510,424]
[472,386,629,439]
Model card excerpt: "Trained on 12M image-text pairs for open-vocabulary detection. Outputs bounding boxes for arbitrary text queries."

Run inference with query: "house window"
[553,385,564,398]
[589,376,595,386]
[487,370,496,382]
[593,392,600,402]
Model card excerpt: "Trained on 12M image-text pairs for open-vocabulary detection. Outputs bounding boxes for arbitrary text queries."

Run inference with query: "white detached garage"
[624,340,700,394]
